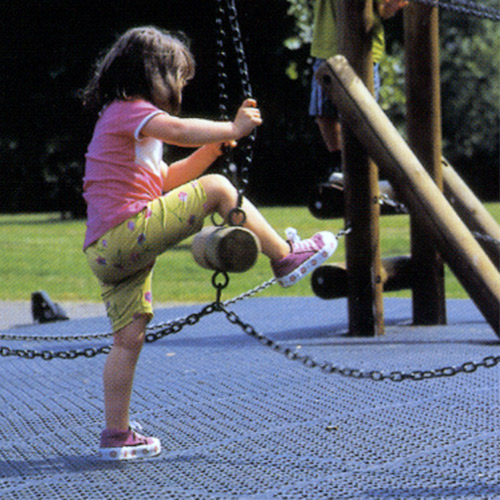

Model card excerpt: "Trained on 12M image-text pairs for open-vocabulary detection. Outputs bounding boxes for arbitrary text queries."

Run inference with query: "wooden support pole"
[316,56,500,336]
[404,3,447,325]
[337,0,385,336]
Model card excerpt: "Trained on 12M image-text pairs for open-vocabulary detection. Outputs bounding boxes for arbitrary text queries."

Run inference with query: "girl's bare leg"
[199,174,290,262]
[103,315,148,430]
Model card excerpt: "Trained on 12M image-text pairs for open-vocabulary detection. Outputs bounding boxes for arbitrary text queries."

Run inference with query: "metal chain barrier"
[1,228,499,383]
[409,0,500,21]
[0,276,277,345]
[217,303,500,382]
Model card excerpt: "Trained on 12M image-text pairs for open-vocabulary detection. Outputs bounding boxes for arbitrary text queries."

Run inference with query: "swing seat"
[192,226,261,273]
[308,174,401,220]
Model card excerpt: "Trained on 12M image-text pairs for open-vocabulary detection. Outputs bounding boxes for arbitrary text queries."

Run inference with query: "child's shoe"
[98,422,161,460]
[271,229,338,288]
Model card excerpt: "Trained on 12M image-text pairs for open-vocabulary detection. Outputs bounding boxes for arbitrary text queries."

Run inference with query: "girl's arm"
[377,0,408,19]
[162,142,230,192]
[142,98,262,147]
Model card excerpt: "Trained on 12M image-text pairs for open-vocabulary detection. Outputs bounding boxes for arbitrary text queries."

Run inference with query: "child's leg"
[316,116,342,153]
[103,315,148,431]
[199,174,290,262]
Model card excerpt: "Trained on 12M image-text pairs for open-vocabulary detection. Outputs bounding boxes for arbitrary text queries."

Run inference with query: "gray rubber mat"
[0,297,498,499]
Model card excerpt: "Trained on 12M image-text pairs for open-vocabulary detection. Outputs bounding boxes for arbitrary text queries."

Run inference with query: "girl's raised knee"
[200,174,237,200]
[201,173,234,190]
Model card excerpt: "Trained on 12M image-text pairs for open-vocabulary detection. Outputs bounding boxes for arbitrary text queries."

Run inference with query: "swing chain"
[212,0,258,302]
[212,270,230,304]
[215,0,256,206]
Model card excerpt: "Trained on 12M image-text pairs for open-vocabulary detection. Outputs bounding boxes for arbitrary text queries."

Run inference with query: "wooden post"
[404,3,447,325]
[315,56,500,335]
[336,0,385,336]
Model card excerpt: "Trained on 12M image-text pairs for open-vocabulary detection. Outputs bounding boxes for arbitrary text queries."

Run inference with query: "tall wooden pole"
[404,3,447,324]
[337,0,384,336]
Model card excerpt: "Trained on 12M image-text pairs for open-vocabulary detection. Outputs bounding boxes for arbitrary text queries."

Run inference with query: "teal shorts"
[85,181,207,332]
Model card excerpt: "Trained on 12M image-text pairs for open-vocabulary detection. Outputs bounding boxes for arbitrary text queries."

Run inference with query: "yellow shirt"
[311,0,385,63]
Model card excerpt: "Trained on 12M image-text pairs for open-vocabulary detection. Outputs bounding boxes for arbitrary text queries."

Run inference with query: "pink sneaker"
[98,422,161,461]
[271,229,338,288]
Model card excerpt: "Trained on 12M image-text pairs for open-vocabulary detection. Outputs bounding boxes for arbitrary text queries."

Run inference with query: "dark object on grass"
[31,290,69,323]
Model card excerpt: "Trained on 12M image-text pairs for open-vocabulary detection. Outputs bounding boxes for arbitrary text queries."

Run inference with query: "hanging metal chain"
[0,329,113,343]
[377,194,500,246]
[0,344,112,361]
[0,304,215,361]
[215,0,256,206]
[408,0,500,21]
[0,277,277,345]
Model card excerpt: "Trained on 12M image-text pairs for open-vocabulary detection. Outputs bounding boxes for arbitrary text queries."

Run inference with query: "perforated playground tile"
[0,297,498,499]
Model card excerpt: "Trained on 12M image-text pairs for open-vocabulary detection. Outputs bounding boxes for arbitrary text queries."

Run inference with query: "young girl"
[81,26,337,461]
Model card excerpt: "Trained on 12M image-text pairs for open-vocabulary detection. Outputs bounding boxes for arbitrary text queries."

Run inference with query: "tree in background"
[0,0,497,215]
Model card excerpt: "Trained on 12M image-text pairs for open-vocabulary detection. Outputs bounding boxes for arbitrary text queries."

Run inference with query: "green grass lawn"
[1,203,498,303]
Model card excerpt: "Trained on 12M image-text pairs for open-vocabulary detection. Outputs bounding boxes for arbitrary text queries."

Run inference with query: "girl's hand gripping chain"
[232,98,262,139]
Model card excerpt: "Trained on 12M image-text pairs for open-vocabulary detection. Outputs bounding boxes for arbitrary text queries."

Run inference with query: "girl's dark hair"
[81,26,195,115]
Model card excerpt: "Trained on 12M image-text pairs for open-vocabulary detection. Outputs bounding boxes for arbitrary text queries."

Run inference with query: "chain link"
[377,193,409,214]
[472,231,500,247]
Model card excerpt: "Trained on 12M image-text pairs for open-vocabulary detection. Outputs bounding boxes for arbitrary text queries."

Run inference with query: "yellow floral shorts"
[85,181,207,332]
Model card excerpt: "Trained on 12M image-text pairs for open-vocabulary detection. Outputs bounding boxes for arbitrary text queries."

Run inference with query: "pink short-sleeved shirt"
[83,99,167,249]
